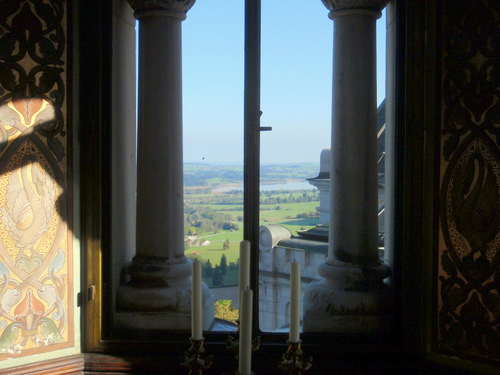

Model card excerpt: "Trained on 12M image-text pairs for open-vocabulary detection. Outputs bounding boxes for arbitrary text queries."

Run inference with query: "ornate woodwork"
[438,0,500,365]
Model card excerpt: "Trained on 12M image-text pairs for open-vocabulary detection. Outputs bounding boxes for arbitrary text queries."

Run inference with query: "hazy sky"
[182,1,386,164]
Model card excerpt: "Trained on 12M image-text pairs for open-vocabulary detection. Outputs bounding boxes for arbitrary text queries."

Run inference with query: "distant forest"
[184,204,239,235]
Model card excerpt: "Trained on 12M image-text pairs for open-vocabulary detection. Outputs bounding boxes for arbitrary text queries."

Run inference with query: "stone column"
[303,0,391,333]
[116,0,214,331]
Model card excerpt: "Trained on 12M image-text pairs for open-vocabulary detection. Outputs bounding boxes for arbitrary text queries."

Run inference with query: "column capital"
[128,0,195,20]
[321,0,388,18]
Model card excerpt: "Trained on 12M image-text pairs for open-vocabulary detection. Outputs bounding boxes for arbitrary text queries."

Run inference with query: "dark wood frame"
[79,0,112,352]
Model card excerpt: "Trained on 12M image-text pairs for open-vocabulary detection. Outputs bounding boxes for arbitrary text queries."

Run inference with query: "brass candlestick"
[181,338,213,374]
[226,332,239,353]
[226,321,261,355]
[279,340,312,375]
[228,331,258,375]
[226,332,261,355]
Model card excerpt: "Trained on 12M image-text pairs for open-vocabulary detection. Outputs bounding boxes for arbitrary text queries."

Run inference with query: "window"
[82,1,500,374]
[102,0,394,342]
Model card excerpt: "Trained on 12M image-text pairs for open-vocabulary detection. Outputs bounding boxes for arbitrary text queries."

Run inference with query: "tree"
[214,300,238,323]
[222,222,239,231]
[220,253,227,275]
[212,266,223,286]
[204,259,213,277]
[223,239,230,250]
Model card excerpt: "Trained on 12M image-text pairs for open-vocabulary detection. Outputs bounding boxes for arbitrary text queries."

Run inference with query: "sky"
[182,1,386,164]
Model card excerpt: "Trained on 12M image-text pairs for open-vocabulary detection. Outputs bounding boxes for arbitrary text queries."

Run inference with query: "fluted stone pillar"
[303,0,391,333]
[116,0,214,331]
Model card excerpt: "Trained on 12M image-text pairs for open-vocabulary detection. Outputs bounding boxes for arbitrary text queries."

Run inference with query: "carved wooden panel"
[438,0,500,365]
[0,0,73,358]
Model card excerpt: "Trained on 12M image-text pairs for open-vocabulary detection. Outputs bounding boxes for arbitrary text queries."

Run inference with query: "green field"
[185,201,320,270]
[186,230,242,266]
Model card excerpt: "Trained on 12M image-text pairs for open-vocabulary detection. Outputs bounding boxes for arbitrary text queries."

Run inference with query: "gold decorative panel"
[0,1,73,358]
[438,0,500,364]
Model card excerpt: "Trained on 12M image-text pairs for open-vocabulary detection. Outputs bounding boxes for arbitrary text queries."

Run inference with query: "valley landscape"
[183,163,321,288]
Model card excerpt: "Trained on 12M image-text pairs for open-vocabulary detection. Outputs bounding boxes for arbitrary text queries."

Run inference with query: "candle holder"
[226,331,261,355]
[279,340,312,375]
[226,319,239,353]
[181,337,213,374]
[226,332,239,353]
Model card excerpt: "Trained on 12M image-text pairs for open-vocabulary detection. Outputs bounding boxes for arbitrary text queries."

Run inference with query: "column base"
[116,256,214,330]
[303,261,392,334]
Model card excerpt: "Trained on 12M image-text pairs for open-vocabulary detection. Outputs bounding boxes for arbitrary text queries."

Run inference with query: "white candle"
[239,240,250,309]
[239,287,253,375]
[289,261,301,343]
[191,260,203,340]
